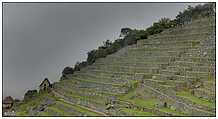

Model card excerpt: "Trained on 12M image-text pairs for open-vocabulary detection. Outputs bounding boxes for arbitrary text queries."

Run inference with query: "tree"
[62,67,74,75]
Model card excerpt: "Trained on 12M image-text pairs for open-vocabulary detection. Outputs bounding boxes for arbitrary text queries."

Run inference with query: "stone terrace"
[16,16,215,117]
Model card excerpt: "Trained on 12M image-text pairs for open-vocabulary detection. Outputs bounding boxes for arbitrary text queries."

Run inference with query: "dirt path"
[52,91,109,116]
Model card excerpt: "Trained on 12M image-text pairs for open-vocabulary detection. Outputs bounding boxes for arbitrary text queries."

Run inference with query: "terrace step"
[86,65,160,74]
[142,81,216,114]
[54,101,84,116]
[159,25,215,36]
[139,84,215,116]
[166,65,215,73]
[138,40,200,49]
[54,82,120,101]
[203,81,215,92]
[147,32,213,43]
[52,90,109,116]
[62,75,129,94]
[117,100,180,116]
[194,88,216,102]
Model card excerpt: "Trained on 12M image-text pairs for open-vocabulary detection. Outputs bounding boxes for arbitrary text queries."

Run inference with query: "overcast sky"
[3,3,201,99]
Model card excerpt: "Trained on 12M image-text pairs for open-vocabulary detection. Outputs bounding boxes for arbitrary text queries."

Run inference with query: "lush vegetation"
[62,3,215,75]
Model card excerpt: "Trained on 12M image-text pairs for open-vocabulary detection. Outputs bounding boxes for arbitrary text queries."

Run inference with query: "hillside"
[14,16,215,117]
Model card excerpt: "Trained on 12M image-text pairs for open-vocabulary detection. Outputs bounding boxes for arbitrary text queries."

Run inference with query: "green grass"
[117,88,189,116]
[48,106,74,116]
[39,111,54,116]
[167,65,214,69]
[122,108,159,116]
[160,24,214,35]
[205,80,215,84]
[16,111,30,116]
[56,100,103,116]
[175,91,216,108]
[175,61,204,65]
[197,88,216,95]
[144,78,165,83]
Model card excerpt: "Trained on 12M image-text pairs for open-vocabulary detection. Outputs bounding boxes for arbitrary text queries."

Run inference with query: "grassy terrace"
[152,73,197,80]
[148,31,214,40]
[196,88,216,95]
[162,69,212,75]
[144,78,185,84]
[143,84,214,115]
[134,46,199,51]
[16,92,55,116]
[56,100,103,116]
[78,72,138,84]
[16,112,30,116]
[95,61,170,65]
[48,106,74,116]
[91,65,159,70]
[144,78,165,83]
[109,54,214,61]
[93,69,153,76]
[71,76,124,87]
[122,107,159,116]
[92,69,196,82]
[174,91,216,108]
[143,40,200,45]
[159,24,215,35]
[205,79,216,84]
[174,60,205,65]
[67,90,105,104]
[39,111,54,116]
[56,81,122,96]
[16,104,30,116]
[117,88,189,116]
[167,65,215,70]
[55,84,106,105]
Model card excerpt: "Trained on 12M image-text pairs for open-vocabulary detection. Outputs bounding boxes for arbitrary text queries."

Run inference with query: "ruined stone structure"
[39,78,52,92]
[3,96,13,109]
